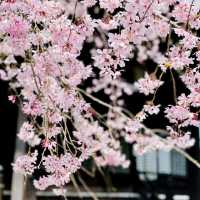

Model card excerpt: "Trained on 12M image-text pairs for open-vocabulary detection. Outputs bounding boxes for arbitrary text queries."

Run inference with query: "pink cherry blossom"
[12,151,38,176]
[99,0,122,13]
[17,122,35,143]
[8,95,16,103]
[0,0,199,192]
[165,105,199,127]
[166,126,195,149]
[135,73,163,95]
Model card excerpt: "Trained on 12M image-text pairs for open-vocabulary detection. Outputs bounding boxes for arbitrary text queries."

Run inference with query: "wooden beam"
[11,110,36,200]
[0,165,3,200]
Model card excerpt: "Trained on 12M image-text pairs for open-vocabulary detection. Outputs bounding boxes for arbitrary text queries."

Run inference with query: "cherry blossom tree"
[0,0,200,196]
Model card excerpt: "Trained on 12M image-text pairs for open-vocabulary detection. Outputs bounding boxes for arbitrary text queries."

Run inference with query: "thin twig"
[151,72,164,103]
[30,64,41,96]
[170,69,177,104]
[80,166,96,178]
[186,0,195,30]
[78,87,200,169]
[77,173,99,200]
[155,12,198,39]
[70,175,83,199]
[174,146,200,169]
[136,0,155,23]
[77,88,121,113]
[67,0,78,42]
[150,129,200,169]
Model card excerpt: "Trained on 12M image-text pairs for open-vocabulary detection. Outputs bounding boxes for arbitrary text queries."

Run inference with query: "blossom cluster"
[0,0,199,194]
